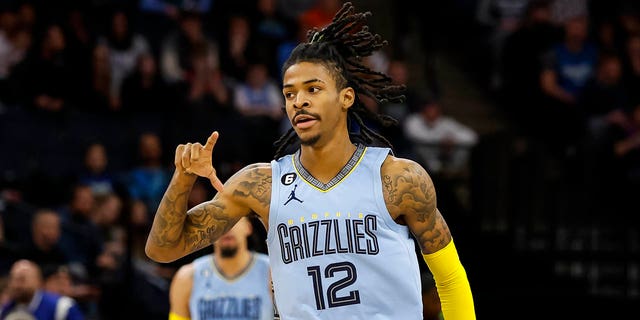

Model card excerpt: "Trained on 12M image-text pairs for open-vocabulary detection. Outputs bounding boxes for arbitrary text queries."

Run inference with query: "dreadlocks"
[274,1,405,159]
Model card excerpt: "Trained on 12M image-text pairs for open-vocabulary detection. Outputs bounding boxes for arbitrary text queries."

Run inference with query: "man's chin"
[299,134,320,146]
[220,247,239,258]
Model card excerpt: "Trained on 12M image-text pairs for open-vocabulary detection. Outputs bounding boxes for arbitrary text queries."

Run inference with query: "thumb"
[203,131,219,152]
[209,174,224,193]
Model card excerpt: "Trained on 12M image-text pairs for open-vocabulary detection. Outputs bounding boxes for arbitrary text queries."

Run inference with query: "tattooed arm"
[381,156,450,253]
[145,132,272,263]
[382,156,475,319]
[146,163,272,263]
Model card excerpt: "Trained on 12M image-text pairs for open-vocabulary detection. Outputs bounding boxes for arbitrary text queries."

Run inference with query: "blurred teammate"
[147,2,475,319]
[168,217,273,320]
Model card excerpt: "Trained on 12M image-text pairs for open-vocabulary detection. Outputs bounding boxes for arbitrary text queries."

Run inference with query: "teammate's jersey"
[189,253,273,320]
[267,144,422,319]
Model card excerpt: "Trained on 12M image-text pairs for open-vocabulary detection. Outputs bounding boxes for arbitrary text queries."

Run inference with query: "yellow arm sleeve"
[423,240,476,320]
[169,312,190,320]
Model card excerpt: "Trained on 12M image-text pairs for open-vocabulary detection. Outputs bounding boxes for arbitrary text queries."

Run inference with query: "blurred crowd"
[5,0,638,317]
[0,0,479,319]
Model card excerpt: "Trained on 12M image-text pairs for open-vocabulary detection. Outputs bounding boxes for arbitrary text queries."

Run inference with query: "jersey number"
[306,262,361,310]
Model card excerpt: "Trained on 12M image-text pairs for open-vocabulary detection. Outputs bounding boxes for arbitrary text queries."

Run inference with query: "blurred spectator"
[234,62,283,120]
[122,132,171,220]
[0,7,31,84]
[184,43,228,107]
[160,10,219,85]
[233,61,284,162]
[580,53,631,142]
[476,0,531,89]
[42,265,74,298]
[91,193,126,276]
[0,179,36,272]
[77,142,116,198]
[379,57,422,156]
[20,209,67,273]
[219,13,255,82]
[120,52,174,113]
[0,259,85,320]
[501,0,561,135]
[403,98,478,175]
[12,23,78,113]
[97,9,151,110]
[540,13,597,106]
[89,43,113,112]
[539,12,597,153]
[139,0,213,56]
[250,0,298,78]
[57,184,103,283]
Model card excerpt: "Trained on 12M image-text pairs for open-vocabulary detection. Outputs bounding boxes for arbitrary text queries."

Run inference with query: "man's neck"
[298,137,357,184]
[214,250,252,278]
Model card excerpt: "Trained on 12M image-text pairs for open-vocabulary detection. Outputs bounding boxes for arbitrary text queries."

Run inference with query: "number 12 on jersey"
[306,261,361,310]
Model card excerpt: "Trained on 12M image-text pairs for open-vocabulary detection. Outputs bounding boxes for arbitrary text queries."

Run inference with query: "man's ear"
[340,87,355,110]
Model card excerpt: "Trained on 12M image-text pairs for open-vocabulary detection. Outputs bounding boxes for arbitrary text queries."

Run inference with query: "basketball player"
[146,2,475,319]
[168,217,273,320]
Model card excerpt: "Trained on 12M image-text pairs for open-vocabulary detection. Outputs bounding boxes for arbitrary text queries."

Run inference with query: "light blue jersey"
[267,144,422,319]
[189,253,273,320]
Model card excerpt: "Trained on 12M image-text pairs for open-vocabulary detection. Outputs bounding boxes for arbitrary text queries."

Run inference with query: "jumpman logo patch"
[284,184,303,205]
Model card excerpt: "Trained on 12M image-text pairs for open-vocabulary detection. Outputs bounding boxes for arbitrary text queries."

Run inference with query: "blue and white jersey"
[189,253,273,320]
[268,144,422,319]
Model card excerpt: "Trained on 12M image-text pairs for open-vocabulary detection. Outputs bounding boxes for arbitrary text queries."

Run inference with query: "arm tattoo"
[233,167,272,208]
[149,179,193,248]
[184,201,234,252]
[384,165,449,250]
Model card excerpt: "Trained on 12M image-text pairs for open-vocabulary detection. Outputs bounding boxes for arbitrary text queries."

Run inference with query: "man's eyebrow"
[283,79,325,88]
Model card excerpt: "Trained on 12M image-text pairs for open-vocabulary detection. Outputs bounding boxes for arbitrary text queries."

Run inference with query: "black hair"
[273,2,405,159]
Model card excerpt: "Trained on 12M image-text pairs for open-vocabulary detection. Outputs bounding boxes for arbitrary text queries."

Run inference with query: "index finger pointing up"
[203,131,219,152]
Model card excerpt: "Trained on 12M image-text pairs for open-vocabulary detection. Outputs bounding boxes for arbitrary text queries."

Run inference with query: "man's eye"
[309,87,320,93]
[284,92,295,99]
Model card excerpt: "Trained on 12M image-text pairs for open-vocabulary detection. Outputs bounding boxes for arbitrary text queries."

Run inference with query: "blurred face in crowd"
[44,267,73,297]
[627,36,640,59]
[247,63,269,87]
[598,56,622,85]
[181,15,202,42]
[139,133,162,163]
[112,11,128,39]
[72,185,94,215]
[531,6,551,23]
[32,209,61,250]
[85,143,107,174]
[421,102,441,125]
[139,53,156,76]
[565,15,589,44]
[7,260,42,304]
[387,60,408,85]
[45,24,65,52]
[94,194,122,226]
[215,217,252,258]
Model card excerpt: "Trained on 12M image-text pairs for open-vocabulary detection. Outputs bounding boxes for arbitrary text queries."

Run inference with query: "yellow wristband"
[168,311,190,320]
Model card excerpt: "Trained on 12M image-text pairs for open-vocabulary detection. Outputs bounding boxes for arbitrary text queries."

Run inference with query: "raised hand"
[174,131,224,192]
